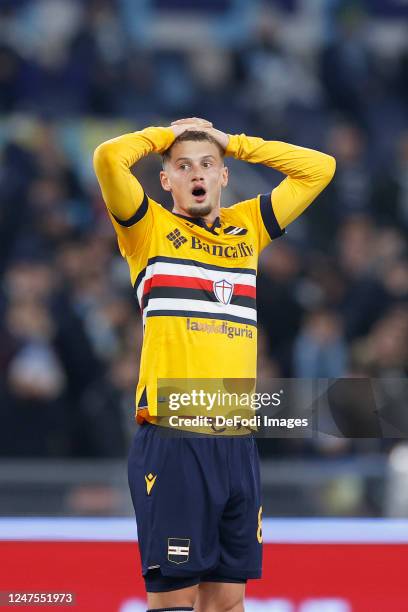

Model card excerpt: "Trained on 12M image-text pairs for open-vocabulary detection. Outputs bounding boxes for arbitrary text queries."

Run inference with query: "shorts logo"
[257,506,263,544]
[145,473,157,495]
[168,538,190,564]
[167,228,187,249]
[213,279,233,305]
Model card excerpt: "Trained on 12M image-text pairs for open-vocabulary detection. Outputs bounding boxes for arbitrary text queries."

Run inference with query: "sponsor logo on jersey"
[213,279,233,305]
[144,473,157,495]
[166,228,187,249]
[186,318,254,339]
[168,538,190,564]
[223,225,248,236]
[191,236,254,258]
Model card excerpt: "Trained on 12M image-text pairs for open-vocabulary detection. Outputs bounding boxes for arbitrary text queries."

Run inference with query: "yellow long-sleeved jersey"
[94,127,335,424]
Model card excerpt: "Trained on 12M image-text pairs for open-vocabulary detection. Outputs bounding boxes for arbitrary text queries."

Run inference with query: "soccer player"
[93,117,335,612]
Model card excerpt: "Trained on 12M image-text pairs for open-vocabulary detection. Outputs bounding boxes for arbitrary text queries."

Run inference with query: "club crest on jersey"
[213,279,234,305]
[168,538,190,564]
[223,225,248,236]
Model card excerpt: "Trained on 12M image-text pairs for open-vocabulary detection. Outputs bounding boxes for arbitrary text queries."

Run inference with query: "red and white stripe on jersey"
[134,256,257,327]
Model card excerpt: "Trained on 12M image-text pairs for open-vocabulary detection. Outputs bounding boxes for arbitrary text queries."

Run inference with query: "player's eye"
[179,164,190,170]
[202,161,212,168]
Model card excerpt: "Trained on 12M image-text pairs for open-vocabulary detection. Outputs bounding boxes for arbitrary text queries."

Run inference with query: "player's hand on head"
[169,119,229,150]
[171,117,212,128]
[169,117,213,138]
[204,127,229,151]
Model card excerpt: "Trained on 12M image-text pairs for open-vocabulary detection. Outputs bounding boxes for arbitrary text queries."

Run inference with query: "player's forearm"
[93,127,175,220]
[226,134,334,181]
[226,134,336,228]
[94,127,175,168]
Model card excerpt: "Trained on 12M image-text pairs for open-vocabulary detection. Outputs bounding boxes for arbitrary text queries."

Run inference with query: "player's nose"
[191,163,204,179]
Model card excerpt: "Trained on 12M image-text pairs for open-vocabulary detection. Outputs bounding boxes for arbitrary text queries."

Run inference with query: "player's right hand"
[171,117,212,127]
[169,117,213,137]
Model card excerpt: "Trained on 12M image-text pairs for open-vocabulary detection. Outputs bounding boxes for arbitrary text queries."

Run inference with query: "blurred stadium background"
[0,0,407,610]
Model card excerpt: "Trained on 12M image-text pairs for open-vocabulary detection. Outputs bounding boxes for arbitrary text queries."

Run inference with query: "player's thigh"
[196,581,245,612]
[147,584,198,609]
[217,437,263,580]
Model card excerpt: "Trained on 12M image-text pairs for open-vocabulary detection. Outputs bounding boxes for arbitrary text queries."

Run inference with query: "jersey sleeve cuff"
[225,134,242,157]
[259,193,285,240]
[111,193,149,227]
[140,127,176,154]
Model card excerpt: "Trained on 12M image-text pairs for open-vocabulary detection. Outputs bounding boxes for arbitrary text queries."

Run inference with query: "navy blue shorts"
[128,423,262,590]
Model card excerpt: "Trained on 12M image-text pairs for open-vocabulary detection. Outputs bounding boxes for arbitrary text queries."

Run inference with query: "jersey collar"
[172,212,221,235]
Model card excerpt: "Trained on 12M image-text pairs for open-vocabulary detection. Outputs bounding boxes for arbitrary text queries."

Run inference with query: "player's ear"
[221,164,228,188]
[160,170,172,192]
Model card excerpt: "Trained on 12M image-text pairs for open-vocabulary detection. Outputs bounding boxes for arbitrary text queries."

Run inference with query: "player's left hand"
[202,126,230,151]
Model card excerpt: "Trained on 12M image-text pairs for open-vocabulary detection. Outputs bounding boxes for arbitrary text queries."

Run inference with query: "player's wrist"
[224,133,242,157]
[209,128,229,151]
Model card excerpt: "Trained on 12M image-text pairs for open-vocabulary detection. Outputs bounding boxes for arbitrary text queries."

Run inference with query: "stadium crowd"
[0,0,407,459]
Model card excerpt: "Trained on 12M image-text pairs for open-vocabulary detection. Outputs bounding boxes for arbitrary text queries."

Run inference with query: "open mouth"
[192,186,207,202]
